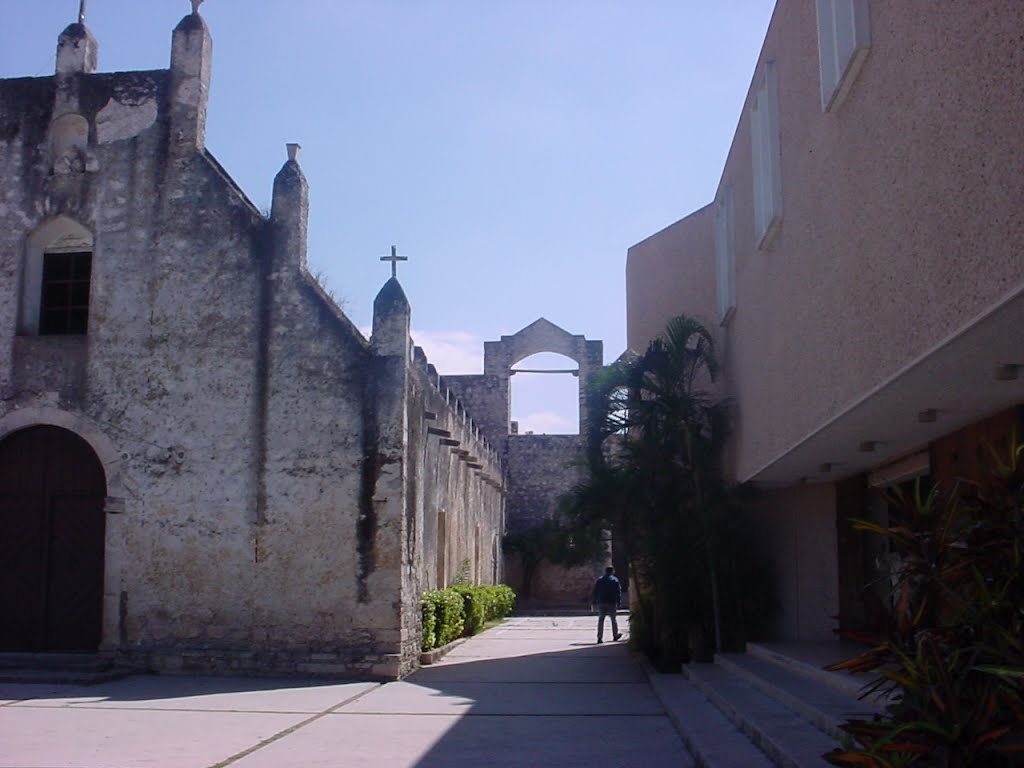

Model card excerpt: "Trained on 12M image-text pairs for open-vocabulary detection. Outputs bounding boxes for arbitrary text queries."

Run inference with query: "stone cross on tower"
[191,0,204,14]
[380,245,408,279]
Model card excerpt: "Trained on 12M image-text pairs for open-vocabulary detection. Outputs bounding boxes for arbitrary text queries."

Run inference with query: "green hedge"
[421,584,516,651]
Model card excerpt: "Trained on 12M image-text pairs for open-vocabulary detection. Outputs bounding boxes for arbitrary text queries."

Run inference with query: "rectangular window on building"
[714,186,736,324]
[750,60,782,249]
[816,0,871,111]
[39,251,91,335]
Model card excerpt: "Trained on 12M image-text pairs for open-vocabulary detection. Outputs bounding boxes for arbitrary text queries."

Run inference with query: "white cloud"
[517,410,575,435]
[411,330,484,375]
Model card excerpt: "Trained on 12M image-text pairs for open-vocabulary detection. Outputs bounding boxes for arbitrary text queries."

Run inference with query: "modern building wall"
[625,0,1024,641]
[626,204,717,355]
[746,483,839,641]
[721,0,1024,484]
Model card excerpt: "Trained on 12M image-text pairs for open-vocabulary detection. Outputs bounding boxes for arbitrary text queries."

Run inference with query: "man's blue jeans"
[597,602,619,642]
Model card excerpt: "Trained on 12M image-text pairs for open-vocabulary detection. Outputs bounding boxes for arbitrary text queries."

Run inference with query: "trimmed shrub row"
[421,584,516,651]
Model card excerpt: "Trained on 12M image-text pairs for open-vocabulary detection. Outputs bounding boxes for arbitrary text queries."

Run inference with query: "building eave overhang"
[745,283,1024,487]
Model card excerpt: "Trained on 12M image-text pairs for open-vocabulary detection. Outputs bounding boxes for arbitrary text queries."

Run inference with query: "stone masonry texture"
[0,12,503,680]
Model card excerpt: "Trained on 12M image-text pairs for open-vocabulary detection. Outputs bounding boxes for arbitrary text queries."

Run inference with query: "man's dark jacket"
[592,574,621,606]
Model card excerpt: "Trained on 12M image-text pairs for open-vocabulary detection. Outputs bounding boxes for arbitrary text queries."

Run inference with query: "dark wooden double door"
[0,426,107,651]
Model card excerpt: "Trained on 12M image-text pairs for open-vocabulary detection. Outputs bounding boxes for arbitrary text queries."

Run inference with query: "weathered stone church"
[0,8,543,679]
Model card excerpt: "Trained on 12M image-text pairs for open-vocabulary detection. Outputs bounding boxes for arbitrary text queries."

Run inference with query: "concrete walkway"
[0,614,696,768]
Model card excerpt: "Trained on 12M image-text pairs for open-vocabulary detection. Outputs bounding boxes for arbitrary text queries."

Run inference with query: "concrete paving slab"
[9,674,378,713]
[442,637,626,657]
[409,655,645,683]
[439,647,623,664]
[232,713,694,768]
[0,614,702,768]
[0,681,77,704]
[0,705,306,768]
[495,616,629,633]
[340,680,662,715]
[488,626,601,636]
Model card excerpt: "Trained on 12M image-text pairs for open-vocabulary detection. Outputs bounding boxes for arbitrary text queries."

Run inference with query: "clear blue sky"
[1,0,775,433]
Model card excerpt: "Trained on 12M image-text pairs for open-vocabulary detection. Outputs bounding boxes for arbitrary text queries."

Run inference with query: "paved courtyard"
[0,614,695,768]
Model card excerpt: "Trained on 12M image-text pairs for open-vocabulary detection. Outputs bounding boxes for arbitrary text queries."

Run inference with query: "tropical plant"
[561,314,776,665]
[825,439,1024,766]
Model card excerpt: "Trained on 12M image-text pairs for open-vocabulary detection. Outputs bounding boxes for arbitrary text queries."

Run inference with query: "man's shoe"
[596,639,602,644]
[613,633,623,641]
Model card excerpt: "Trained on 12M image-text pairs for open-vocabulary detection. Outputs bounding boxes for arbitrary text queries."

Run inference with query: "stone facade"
[446,318,608,603]
[0,11,502,679]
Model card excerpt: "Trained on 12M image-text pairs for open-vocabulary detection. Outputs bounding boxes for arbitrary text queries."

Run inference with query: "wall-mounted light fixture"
[859,440,879,452]
[818,462,833,473]
[917,409,938,423]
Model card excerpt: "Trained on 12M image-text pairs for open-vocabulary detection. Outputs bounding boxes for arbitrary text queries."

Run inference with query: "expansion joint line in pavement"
[206,683,382,768]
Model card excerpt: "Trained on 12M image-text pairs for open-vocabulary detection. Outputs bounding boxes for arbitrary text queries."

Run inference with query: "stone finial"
[372,277,411,357]
[191,0,204,15]
[287,143,301,162]
[78,0,87,24]
[56,21,98,74]
[169,8,212,152]
[271,152,310,269]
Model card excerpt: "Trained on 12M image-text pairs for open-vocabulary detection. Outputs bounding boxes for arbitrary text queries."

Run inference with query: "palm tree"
[562,314,750,663]
[628,316,727,653]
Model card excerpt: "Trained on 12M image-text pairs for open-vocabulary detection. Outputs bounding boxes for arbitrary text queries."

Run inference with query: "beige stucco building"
[627,0,1024,641]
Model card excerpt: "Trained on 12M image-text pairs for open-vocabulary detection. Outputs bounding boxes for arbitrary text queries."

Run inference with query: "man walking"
[591,566,623,643]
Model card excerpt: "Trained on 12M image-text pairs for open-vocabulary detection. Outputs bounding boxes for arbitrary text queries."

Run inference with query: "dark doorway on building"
[0,426,107,651]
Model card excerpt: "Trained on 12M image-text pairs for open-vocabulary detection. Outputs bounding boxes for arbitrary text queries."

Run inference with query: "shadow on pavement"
[0,671,371,704]
[379,619,691,768]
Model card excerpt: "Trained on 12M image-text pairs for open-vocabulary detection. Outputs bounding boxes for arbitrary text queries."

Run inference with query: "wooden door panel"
[0,426,106,651]
[46,494,106,650]
[0,494,46,650]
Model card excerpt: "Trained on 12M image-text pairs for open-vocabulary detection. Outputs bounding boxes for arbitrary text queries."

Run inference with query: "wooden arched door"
[0,426,107,651]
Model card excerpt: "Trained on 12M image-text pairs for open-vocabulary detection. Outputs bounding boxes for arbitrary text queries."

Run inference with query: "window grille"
[39,251,91,335]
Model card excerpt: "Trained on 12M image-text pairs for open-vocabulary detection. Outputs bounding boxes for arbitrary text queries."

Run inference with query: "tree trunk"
[686,431,723,653]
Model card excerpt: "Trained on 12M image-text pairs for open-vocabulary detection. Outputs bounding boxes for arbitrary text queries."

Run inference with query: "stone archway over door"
[0,426,107,651]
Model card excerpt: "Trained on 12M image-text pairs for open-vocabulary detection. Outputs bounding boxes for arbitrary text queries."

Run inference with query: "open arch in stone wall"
[483,318,604,436]
[511,352,580,435]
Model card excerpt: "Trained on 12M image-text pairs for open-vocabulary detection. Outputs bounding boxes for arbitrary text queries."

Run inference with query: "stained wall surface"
[0,14,503,679]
